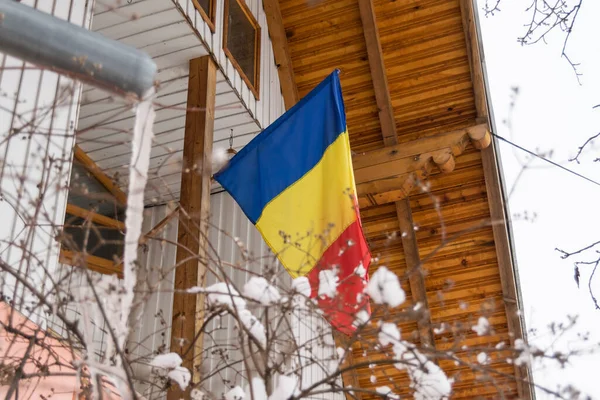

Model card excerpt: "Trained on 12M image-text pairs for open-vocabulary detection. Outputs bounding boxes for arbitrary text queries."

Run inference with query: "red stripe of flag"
[307,219,371,335]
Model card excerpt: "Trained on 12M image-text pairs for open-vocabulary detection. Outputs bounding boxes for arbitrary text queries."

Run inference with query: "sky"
[476,0,600,398]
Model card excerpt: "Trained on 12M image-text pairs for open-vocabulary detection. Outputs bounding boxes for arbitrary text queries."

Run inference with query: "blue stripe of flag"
[214,70,347,224]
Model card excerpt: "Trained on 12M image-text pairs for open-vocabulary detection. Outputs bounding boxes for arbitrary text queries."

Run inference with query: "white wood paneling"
[174,0,286,130]
[0,0,93,323]
[127,204,178,398]
[76,0,287,206]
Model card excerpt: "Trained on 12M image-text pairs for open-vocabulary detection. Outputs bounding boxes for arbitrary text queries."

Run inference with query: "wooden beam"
[460,1,533,398]
[396,199,435,350]
[73,145,128,206]
[357,0,437,360]
[263,0,299,110]
[352,124,486,170]
[352,125,489,206]
[65,203,125,230]
[59,249,122,277]
[169,56,216,398]
[358,0,397,147]
[460,0,488,118]
[357,0,437,371]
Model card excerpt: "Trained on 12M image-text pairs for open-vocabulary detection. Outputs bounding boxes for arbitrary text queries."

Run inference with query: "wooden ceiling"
[265,0,533,398]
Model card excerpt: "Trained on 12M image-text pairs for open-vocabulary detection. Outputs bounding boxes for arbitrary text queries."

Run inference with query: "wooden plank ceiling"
[274,0,529,398]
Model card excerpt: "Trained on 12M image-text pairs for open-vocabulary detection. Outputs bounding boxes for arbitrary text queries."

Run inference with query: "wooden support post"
[263,0,299,110]
[358,0,436,355]
[396,199,435,349]
[169,56,216,398]
[460,1,533,398]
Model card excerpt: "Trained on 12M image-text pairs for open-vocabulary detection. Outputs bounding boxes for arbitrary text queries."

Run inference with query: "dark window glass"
[68,161,125,219]
[61,216,124,261]
[226,0,258,87]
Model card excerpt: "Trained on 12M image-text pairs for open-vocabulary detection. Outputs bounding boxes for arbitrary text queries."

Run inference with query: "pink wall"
[0,302,120,399]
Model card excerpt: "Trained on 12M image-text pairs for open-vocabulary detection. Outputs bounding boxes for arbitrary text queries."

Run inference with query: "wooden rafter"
[169,56,217,398]
[73,145,127,206]
[459,0,534,398]
[358,0,396,147]
[65,203,125,230]
[263,0,299,110]
[359,0,436,375]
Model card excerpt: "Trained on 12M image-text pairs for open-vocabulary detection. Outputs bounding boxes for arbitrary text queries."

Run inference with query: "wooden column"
[396,199,435,349]
[459,1,533,398]
[359,0,436,351]
[169,56,216,397]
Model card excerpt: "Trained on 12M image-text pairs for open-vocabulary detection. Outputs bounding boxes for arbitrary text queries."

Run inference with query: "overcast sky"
[476,0,600,398]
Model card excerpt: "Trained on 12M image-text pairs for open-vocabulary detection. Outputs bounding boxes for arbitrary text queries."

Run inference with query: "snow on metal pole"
[0,0,156,98]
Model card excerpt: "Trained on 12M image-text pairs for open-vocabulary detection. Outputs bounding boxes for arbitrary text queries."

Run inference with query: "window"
[58,146,125,276]
[223,0,261,99]
[193,0,216,32]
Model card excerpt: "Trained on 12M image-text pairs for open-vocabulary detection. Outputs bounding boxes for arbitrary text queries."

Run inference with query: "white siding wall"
[174,0,286,130]
[0,0,93,323]
[201,190,285,396]
[126,205,179,399]
[294,312,344,400]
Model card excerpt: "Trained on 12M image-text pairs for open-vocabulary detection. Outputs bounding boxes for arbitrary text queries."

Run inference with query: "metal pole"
[0,0,156,98]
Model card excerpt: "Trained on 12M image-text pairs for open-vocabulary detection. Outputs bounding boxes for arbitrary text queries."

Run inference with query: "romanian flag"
[214,70,371,334]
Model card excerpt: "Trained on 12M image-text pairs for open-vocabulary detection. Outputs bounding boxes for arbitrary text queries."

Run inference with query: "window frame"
[60,204,124,277]
[223,0,261,99]
[193,0,217,33]
[59,146,126,276]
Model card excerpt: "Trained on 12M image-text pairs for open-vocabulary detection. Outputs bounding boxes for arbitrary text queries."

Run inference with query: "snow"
[206,282,246,310]
[168,367,191,390]
[354,262,367,278]
[408,357,452,400]
[151,353,183,370]
[292,276,311,297]
[251,377,268,400]
[433,323,447,335]
[120,92,156,349]
[225,386,245,400]
[353,309,370,326]
[378,322,401,347]
[472,316,490,336]
[269,374,298,400]
[190,389,205,400]
[514,338,534,366]
[318,269,338,298]
[187,286,204,294]
[377,325,452,400]
[370,375,377,383]
[244,277,281,305]
[366,266,405,307]
[336,347,345,360]
[376,386,399,399]
[150,353,191,391]
[239,309,267,347]
[477,352,489,365]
